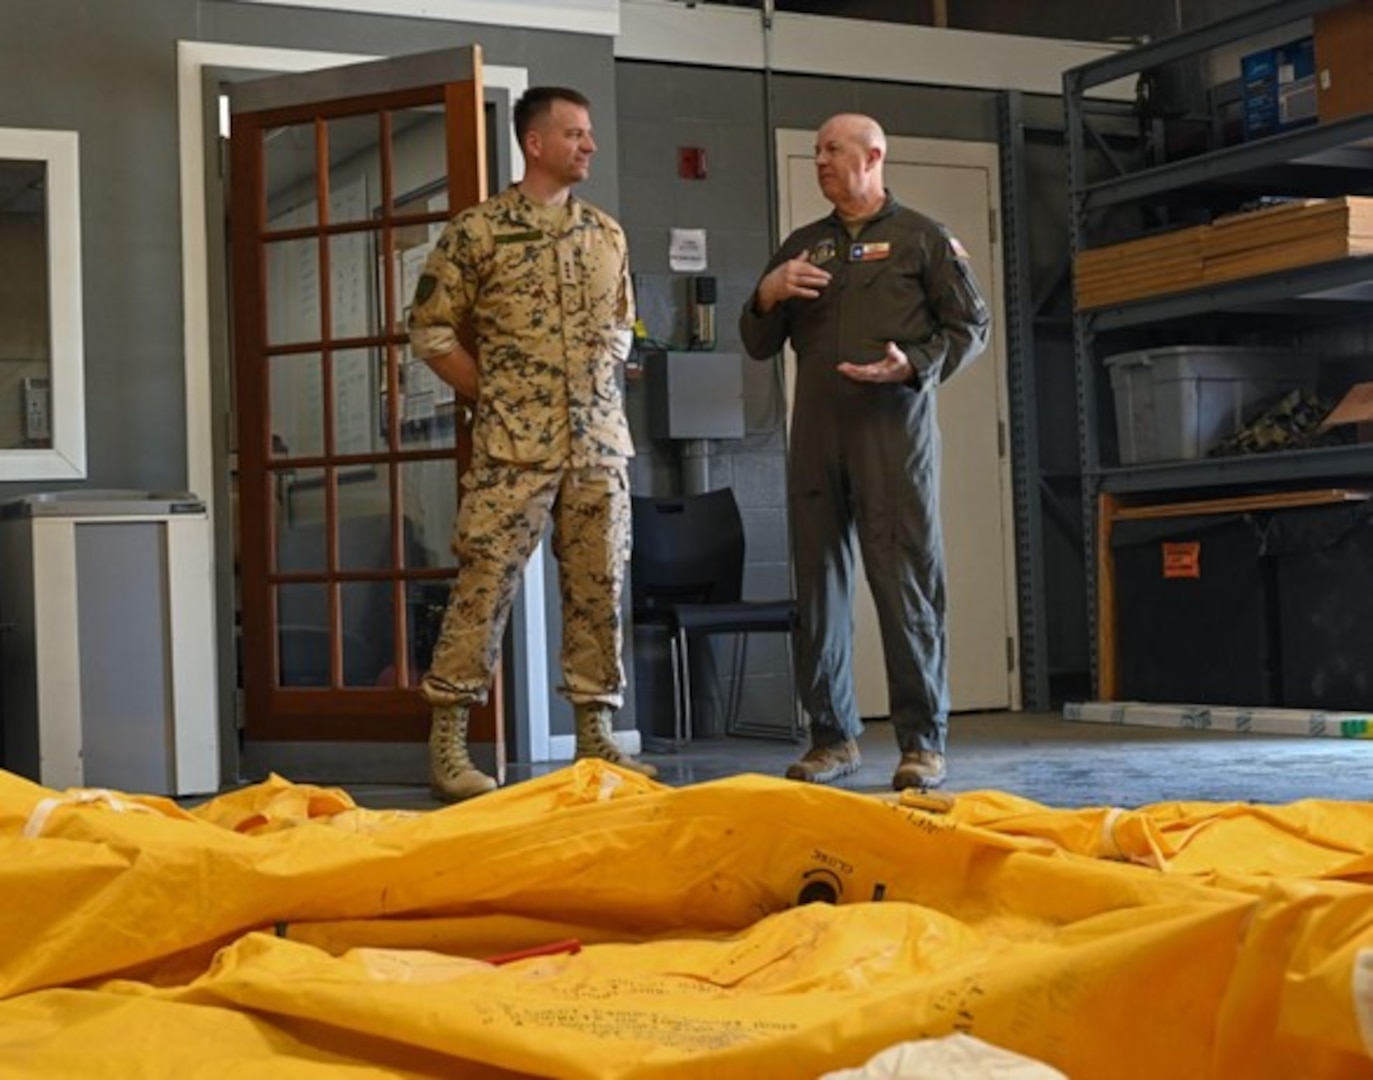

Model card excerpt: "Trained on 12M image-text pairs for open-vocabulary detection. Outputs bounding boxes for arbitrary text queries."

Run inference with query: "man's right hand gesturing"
[755,250,832,314]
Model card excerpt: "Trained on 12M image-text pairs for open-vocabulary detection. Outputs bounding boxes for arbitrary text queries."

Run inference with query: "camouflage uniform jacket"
[409,186,635,467]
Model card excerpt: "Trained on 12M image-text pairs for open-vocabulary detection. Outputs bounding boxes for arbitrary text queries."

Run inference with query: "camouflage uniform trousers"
[420,458,631,711]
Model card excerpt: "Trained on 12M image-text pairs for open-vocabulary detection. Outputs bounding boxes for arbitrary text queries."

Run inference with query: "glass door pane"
[0,159,51,450]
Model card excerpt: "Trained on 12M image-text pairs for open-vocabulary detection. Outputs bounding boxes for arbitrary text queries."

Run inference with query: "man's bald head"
[819,113,887,157]
[814,113,888,218]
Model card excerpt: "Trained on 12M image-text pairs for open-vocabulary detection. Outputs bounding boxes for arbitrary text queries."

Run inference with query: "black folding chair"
[630,488,802,747]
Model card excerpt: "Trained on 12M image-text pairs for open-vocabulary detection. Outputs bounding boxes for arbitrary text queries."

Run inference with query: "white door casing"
[775,129,1019,715]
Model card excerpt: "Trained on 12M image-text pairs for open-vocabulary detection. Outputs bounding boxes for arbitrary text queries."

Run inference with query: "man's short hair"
[514,87,592,147]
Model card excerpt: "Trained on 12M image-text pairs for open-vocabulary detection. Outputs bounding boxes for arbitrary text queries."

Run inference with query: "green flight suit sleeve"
[915,227,991,384]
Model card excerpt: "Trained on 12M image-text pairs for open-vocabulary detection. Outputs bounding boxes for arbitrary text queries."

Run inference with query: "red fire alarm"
[677,146,708,180]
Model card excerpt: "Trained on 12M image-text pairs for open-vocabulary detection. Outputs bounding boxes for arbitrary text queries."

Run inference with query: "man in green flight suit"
[740,113,990,792]
[408,86,654,801]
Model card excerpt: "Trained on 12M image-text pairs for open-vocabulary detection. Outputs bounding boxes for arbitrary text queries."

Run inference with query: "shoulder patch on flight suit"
[414,273,438,304]
[494,230,544,244]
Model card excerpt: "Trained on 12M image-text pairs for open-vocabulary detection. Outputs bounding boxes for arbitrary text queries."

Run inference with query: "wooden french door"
[228,47,500,764]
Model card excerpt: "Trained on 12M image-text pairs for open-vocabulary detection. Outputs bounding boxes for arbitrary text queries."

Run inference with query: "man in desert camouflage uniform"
[408,86,654,802]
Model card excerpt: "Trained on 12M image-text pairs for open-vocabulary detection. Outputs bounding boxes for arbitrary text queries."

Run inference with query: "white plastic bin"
[1105,345,1309,464]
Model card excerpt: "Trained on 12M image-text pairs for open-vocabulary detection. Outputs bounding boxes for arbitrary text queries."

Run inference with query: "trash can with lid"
[0,490,218,795]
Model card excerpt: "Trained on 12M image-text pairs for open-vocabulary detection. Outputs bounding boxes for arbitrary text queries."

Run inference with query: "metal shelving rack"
[999,90,1050,711]
[1000,90,1134,709]
[999,88,1144,709]
[1064,0,1373,693]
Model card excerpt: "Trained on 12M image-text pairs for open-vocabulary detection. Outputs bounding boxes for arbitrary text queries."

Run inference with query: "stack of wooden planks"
[1075,196,1373,311]
[1075,225,1205,311]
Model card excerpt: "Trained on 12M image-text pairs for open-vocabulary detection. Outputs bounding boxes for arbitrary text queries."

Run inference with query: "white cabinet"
[0,491,218,795]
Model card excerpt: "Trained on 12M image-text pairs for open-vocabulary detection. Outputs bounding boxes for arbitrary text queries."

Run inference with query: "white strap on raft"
[23,788,158,839]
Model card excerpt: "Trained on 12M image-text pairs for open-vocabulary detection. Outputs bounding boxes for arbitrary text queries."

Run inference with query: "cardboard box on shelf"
[1242,36,1317,139]
[1315,0,1373,122]
[1320,380,1373,442]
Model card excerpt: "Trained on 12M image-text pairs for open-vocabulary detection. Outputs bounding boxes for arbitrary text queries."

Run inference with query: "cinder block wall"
[615,60,1008,737]
[616,63,794,739]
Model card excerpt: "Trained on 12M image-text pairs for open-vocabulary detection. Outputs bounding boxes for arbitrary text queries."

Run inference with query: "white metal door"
[776,130,1017,714]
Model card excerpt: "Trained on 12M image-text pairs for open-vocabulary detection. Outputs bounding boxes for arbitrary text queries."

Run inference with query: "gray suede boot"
[574,703,657,778]
[429,703,498,802]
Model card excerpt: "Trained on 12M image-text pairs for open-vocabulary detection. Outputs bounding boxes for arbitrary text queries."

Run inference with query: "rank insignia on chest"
[849,241,891,262]
[558,247,578,287]
[810,239,837,265]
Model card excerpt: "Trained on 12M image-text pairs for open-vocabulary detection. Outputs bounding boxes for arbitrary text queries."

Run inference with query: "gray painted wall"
[2,0,198,496]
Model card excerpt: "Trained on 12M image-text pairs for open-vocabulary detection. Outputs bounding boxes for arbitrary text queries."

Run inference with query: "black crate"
[1112,513,1279,706]
[1267,501,1373,711]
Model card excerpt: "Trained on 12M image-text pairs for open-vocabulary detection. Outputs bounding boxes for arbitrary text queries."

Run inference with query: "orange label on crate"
[1162,541,1201,579]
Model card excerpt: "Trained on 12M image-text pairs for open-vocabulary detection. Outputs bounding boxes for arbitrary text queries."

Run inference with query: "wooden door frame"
[176,43,550,782]
[230,71,483,735]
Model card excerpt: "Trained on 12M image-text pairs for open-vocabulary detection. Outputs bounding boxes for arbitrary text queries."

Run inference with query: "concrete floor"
[348,710,1373,812]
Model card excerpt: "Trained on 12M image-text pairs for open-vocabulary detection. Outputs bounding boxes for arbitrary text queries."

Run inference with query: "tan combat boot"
[574,703,658,779]
[429,703,498,803]
[891,749,947,792]
[785,739,862,784]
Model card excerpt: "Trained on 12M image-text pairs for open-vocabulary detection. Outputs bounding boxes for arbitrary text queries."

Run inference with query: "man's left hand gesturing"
[837,340,914,383]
